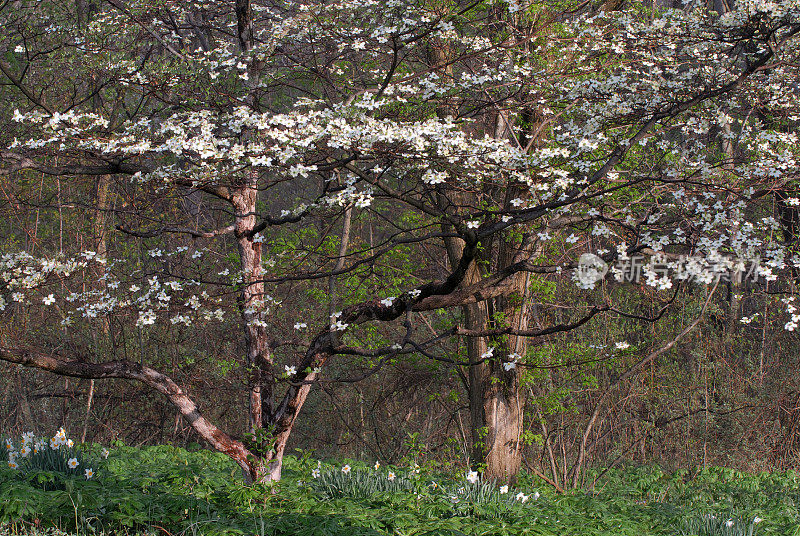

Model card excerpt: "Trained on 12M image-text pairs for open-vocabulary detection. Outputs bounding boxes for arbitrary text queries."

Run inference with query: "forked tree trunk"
[442,233,528,482]
[481,234,532,481]
[466,273,529,482]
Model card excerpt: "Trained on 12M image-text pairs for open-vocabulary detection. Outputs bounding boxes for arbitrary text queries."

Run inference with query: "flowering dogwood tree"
[2,0,800,483]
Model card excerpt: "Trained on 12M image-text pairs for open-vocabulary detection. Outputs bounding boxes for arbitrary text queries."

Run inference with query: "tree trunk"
[232,187,274,443]
[482,386,524,480]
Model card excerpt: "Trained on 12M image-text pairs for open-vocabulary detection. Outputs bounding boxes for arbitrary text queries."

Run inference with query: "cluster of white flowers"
[5,429,104,479]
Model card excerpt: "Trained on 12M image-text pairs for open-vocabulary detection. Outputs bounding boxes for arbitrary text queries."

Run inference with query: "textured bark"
[482,231,530,481]
[232,187,273,435]
[460,234,530,482]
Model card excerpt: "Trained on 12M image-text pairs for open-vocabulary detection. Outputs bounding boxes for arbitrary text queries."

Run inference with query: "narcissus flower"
[388,471,396,481]
[84,468,94,479]
[342,464,351,474]
[466,471,479,484]
[68,457,79,469]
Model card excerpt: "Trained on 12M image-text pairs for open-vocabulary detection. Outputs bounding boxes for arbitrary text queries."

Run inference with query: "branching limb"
[0,345,256,475]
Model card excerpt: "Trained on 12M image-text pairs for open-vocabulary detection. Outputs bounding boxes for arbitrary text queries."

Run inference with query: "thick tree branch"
[116,223,235,239]
[0,151,142,176]
[0,345,256,475]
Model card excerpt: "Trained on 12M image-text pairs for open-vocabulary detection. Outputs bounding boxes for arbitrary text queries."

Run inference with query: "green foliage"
[0,445,798,536]
[309,466,414,500]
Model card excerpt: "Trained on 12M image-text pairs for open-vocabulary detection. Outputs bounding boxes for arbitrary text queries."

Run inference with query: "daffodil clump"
[3,428,108,480]
[307,460,541,515]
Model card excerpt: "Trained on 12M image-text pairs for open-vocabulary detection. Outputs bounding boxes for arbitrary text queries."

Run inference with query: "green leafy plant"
[309,465,415,500]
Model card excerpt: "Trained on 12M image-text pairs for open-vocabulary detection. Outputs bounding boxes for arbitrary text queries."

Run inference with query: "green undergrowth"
[1,445,798,535]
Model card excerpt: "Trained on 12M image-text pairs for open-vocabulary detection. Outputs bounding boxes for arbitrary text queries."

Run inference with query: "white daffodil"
[342,464,351,474]
[388,471,396,481]
[84,468,94,479]
[466,470,479,484]
[67,457,79,469]
[499,485,509,494]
